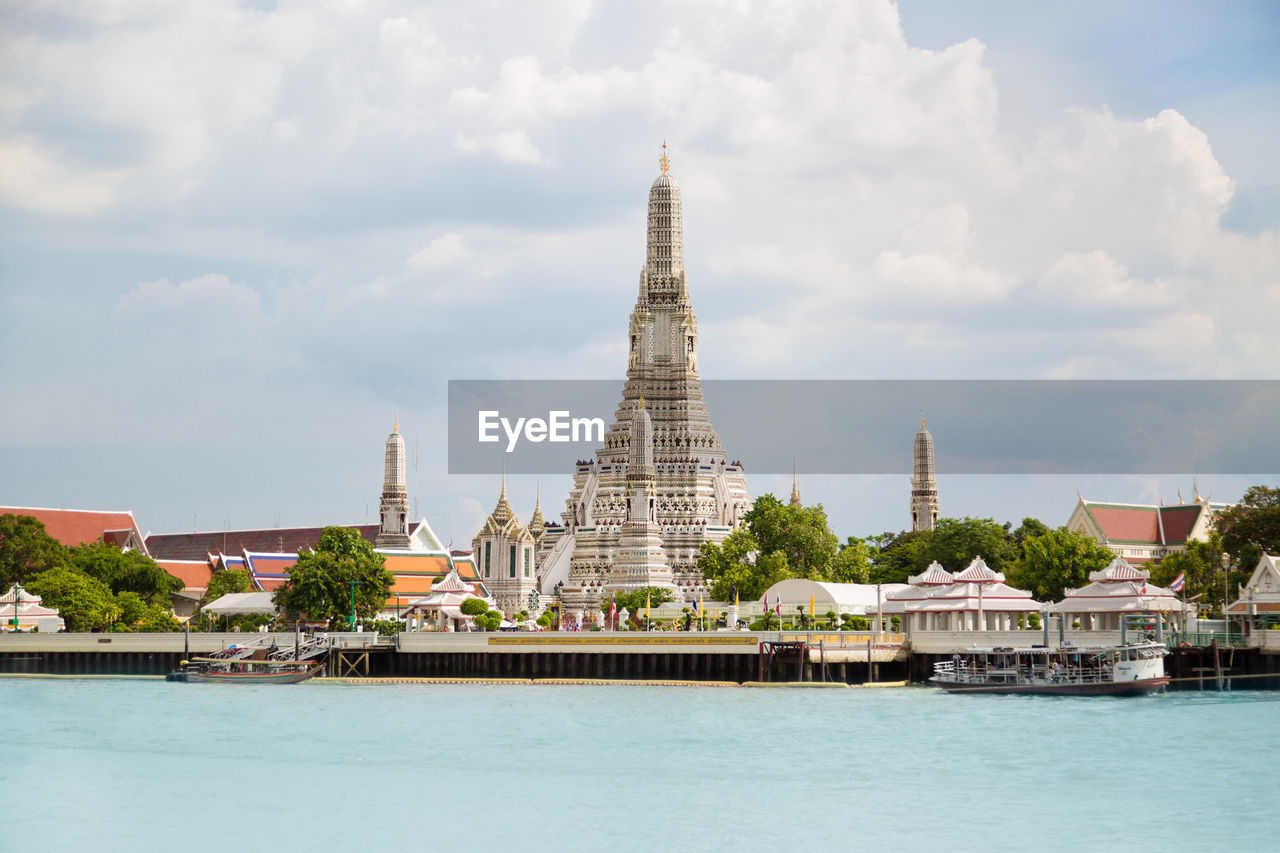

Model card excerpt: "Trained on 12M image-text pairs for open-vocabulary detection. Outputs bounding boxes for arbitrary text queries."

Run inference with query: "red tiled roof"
[1087,505,1160,544]
[1158,505,1204,545]
[156,560,212,591]
[146,524,381,561]
[1,506,143,551]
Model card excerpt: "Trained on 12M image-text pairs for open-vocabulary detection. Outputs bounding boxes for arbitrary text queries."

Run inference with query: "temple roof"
[148,524,382,561]
[1,506,145,553]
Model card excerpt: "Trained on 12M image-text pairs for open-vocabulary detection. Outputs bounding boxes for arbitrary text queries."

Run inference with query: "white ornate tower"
[911,412,940,533]
[376,417,411,549]
[604,396,676,594]
[552,144,750,609]
[473,476,538,614]
[790,458,802,507]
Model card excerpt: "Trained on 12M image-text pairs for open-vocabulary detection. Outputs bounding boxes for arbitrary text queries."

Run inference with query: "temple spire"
[911,414,939,533]
[790,456,802,507]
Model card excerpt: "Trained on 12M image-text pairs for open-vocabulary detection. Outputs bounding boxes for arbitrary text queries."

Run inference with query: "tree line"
[698,485,1280,616]
[0,514,183,631]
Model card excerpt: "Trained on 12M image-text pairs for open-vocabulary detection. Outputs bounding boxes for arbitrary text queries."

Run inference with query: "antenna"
[414,438,420,521]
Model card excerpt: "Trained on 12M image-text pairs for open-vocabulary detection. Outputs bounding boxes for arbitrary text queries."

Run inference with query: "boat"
[930,640,1169,695]
[165,657,323,684]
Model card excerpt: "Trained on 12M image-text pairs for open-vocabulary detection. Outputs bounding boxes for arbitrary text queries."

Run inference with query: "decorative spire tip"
[659,140,670,175]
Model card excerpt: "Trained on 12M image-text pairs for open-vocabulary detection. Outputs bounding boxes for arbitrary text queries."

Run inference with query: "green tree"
[742,494,839,580]
[1150,534,1242,617]
[272,527,393,627]
[0,514,68,590]
[698,531,792,602]
[1216,485,1280,572]
[69,541,182,604]
[114,591,150,627]
[870,518,1017,583]
[203,568,253,604]
[829,536,875,583]
[868,530,922,584]
[1007,527,1114,602]
[1011,517,1050,547]
[26,567,119,631]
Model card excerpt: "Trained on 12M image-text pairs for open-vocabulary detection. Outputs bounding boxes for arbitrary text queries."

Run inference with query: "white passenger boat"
[931,640,1169,695]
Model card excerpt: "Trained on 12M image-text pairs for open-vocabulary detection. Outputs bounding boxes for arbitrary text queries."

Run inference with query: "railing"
[777,631,905,649]
[932,659,1113,685]
[1171,631,1250,648]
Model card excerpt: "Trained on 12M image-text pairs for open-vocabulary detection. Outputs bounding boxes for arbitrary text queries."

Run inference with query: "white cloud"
[453,129,544,165]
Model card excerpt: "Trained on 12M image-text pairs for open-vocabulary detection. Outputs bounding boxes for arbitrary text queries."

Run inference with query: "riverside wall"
[4,632,1274,687]
[0,631,908,684]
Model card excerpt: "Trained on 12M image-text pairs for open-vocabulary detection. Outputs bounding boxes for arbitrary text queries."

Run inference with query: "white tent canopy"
[202,592,278,615]
[761,579,909,614]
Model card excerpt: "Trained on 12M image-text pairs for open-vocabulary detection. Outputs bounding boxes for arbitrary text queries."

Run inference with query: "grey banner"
[447,379,1280,475]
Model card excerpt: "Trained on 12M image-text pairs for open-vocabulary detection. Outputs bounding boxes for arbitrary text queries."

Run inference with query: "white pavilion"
[883,558,1042,632]
[1225,553,1280,633]
[1,584,65,632]
[1048,556,1192,630]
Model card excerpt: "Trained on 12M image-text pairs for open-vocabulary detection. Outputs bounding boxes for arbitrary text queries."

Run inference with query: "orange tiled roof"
[1,506,143,551]
[155,559,212,591]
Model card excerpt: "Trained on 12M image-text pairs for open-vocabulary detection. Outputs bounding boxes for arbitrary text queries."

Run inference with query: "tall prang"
[547,144,750,610]
[910,412,939,532]
[376,417,411,549]
[603,396,676,594]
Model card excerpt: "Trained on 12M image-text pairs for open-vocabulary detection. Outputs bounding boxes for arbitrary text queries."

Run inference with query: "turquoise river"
[4,678,1277,852]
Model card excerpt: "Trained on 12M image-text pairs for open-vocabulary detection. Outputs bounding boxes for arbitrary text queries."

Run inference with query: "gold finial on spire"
[1194,477,1202,503]
[659,140,670,175]
[920,408,926,430]
[393,411,399,432]
[500,457,507,500]
[638,391,646,409]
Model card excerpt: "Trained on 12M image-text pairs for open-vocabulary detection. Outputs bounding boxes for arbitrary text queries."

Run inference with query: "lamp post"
[348,579,359,630]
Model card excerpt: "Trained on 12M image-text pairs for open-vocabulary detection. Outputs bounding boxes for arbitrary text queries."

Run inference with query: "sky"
[2,0,1278,545]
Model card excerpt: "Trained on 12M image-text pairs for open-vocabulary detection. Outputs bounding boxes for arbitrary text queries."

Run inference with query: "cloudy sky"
[2,0,1277,544]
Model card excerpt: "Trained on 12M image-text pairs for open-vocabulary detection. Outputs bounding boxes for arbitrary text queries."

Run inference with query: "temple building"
[1066,491,1228,565]
[472,477,538,615]
[910,413,939,532]
[540,145,750,608]
[1227,553,1280,632]
[602,397,676,595]
[375,417,411,549]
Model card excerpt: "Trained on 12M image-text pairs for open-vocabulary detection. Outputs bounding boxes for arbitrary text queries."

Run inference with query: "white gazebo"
[201,592,279,616]
[1226,554,1280,633]
[1049,556,1192,630]
[403,567,494,631]
[1,584,65,632]
[883,558,1042,632]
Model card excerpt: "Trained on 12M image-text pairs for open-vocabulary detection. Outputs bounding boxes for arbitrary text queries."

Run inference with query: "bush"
[1028,612,1042,630]
[459,597,489,616]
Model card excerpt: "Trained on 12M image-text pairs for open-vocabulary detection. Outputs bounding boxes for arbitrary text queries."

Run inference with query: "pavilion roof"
[1088,557,1150,583]
[953,557,1004,583]
[908,562,953,586]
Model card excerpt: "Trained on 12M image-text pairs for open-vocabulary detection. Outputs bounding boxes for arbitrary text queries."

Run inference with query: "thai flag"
[609,594,617,623]
[1170,573,1185,592]
[774,594,782,617]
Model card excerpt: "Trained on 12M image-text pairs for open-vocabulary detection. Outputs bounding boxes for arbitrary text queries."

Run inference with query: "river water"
[4,679,1276,851]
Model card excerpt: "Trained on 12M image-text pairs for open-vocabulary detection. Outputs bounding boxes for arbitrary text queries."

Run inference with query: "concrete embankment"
[0,631,910,684]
